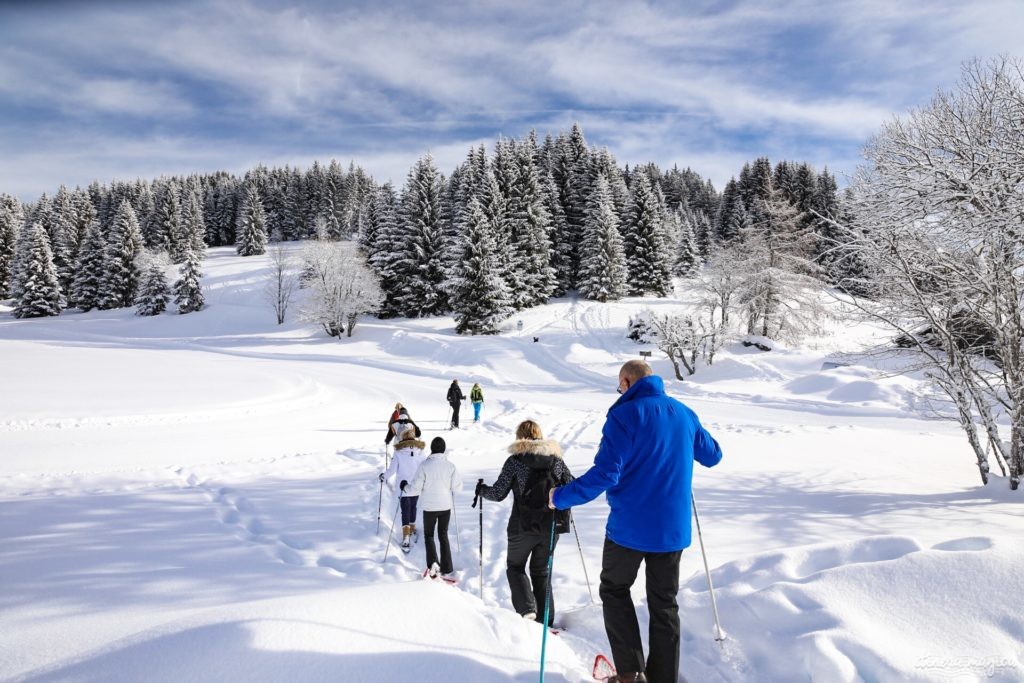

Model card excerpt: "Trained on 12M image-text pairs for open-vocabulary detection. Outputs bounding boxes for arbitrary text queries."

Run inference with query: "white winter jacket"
[406,452,462,512]
[385,438,427,497]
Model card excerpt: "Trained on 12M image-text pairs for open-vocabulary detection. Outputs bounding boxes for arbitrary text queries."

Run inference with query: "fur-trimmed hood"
[395,438,425,451]
[507,438,562,458]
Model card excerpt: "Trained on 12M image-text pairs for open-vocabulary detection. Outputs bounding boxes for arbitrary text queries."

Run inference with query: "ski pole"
[447,405,453,429]
[452,491,462,552]
[382,497,401,563]
[570,511,594,604]
[692,494,725,647]
[376,476,385,534]
[472,478,484,599]
[539,516,556,682]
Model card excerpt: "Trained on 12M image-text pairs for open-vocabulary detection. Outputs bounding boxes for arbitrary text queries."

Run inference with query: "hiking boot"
[522,611,536,621]
[608,674,646,683]
[428,563,440,579]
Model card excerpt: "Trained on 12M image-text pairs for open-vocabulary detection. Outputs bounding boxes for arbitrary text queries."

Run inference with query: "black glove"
[400,479,408,492]
[474,481,485,497]
[378,472,385,483]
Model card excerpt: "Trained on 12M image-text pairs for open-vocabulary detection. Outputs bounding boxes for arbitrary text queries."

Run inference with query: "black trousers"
[422,510,453,574]
[450,402,461,427]
[506,530,559,625]
[599,537,682,683]
[400,495,418,526]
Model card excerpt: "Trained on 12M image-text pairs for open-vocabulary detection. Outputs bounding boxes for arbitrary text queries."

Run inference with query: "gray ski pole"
[452,491,462,552]
[376,475,385,534]
[570,512,595,604]
[692,494,725,647]
[472,478,484,599]
[447,405,453,429]
[382,497,401,563]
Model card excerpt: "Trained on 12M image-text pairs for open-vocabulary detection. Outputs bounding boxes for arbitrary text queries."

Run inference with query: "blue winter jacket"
[551,375,722,552]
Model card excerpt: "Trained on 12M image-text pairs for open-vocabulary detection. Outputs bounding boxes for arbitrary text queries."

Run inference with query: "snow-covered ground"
[1,246,1021,682]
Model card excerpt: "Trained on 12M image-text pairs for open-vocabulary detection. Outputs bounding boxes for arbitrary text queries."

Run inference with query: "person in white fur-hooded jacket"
[380,427,427,549]
[406,436,462,578]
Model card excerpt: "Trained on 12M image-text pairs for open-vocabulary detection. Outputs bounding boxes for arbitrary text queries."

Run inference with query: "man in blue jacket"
[550,360,722,683]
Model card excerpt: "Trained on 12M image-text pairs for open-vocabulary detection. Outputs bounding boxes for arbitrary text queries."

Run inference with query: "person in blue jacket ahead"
[550,360,722,683]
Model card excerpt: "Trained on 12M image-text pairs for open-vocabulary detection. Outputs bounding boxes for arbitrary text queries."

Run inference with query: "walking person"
[405,436,462,579]
[470,383,484,423]
[476,420,573,625]
[385,405,421,446]
[550,361,723,683]
[446,379,465,429]
[381,427,427,551]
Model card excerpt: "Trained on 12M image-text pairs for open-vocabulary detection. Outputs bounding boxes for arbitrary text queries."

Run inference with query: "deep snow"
[1,245,1021,682]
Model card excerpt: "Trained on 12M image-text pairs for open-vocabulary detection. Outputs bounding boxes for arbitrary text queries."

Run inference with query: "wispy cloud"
[1,0,1022,199]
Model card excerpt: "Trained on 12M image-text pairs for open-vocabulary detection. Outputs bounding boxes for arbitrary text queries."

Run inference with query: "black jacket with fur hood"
[479,438,574,534]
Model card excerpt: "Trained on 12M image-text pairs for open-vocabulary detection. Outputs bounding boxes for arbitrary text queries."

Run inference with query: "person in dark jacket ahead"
[550,360,722,683]
[476,420,573,626]
[446,379,466,429]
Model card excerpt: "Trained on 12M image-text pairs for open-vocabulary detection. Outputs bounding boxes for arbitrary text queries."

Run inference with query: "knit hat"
[430,436,446,454]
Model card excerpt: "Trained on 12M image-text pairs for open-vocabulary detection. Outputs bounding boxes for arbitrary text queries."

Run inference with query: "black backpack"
[519,466,570,535]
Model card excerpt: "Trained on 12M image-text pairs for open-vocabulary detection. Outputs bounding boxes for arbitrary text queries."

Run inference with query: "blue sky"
[1,0,1022,201]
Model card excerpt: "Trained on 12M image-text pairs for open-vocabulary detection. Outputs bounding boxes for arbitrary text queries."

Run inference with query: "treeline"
[0,123,851,333]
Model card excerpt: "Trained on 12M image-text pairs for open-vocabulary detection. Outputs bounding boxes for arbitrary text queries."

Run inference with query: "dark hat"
[430,436,446,454]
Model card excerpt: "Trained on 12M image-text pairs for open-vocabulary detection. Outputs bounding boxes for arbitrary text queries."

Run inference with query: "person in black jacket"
[476,420,573,625]
[385,406,421,445]
[446,379,466,429]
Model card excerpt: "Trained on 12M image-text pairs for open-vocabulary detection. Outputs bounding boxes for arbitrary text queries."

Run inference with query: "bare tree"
[842,57,1024,489]
[647,310,725,379]
[301,240,383,338]
[735,180,828,342]
[265,242,300,325]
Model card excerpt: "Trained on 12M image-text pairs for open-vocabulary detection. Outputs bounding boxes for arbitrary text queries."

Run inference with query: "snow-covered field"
[1,246,1021,682]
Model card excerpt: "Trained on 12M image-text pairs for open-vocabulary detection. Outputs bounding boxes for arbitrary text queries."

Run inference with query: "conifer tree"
[673,210,701,278]
[543,170,571,295]
[0,194,22,298]
[174,246,205,313]
[504,140,556,308]
[50,187,78,293]
[396,154,447,316]
[135,255,171,316]
[236,180,268,256]
[99,200,144,309]
[623,173,672,296]
[578,175,627,302]
[182,186,207,258]
[450,198,512,334]
[13,223,64,318]
[71,217,106,311]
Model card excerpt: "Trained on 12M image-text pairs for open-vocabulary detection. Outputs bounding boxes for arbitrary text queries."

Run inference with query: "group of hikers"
[377,361,723,683]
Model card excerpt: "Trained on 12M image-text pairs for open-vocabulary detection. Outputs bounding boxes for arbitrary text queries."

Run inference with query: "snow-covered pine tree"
[396,154,448,316]
[174,246,204,313]
[578,174,627,302]
[0,194,23,298]
[50,186,79,294]
[543,169,571,295]
[13,222,64,318]
[553,123,591,285]
[510,141,556,307]
[99,199,145,309]
[215,176,238,246]
[714,179,740,242]
[236,180,268,256]
[284,167,306,240]
[181,184,207,259]
[623,173,672,296]
[450,197,512,334]
[673,209,702,278]
[135,253,171,316]
[70,216,106,311]
[148,181,178,254]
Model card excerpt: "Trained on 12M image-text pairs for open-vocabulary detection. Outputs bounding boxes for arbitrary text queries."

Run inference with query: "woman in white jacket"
[381,428,427,549]
[406,436,462,578]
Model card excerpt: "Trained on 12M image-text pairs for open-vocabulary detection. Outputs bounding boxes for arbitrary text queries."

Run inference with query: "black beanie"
[430,436,446,454]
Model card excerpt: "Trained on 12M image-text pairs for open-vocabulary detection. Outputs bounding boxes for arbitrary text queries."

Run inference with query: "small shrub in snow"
[135,254,170,316]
